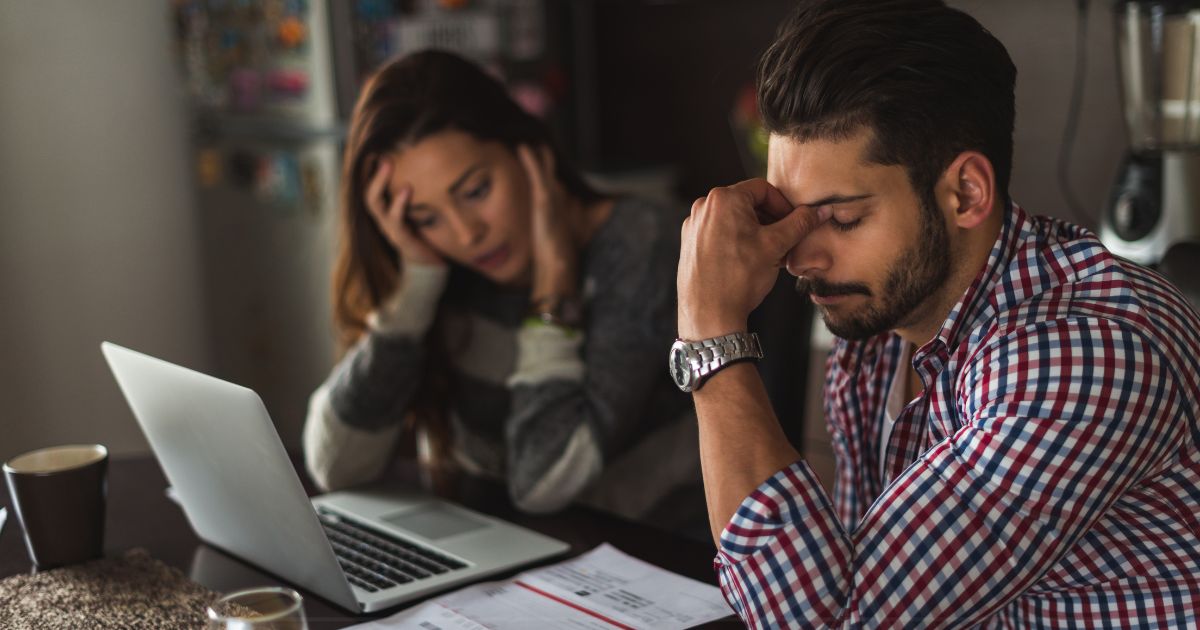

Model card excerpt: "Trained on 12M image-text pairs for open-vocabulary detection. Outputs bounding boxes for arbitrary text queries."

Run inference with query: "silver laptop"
[100,341,569,614]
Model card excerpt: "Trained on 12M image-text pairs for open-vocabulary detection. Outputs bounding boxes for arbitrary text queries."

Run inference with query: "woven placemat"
[0,548,229,629]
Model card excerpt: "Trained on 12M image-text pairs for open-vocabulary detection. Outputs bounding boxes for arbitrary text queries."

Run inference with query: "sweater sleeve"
[302,263,448,491]
[503,198,683,513]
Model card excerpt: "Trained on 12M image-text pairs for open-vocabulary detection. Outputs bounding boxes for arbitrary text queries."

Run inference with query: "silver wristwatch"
[668,331,763,393]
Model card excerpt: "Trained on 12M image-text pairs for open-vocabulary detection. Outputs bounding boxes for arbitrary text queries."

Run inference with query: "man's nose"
[784,232,831,277]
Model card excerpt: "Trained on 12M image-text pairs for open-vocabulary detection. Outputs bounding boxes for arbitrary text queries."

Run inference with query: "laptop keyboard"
[317,508,468,593]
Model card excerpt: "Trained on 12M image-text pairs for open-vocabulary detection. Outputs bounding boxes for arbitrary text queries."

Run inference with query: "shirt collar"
[912,202,1030,372]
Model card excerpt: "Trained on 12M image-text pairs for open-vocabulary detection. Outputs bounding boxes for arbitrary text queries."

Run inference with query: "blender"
[1102,0,1200,294]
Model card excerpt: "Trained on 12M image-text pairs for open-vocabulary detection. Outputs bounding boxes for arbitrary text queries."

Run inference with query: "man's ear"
[936,151,996,230]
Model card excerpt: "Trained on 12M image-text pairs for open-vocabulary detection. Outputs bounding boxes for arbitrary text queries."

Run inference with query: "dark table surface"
[0,454,741,628]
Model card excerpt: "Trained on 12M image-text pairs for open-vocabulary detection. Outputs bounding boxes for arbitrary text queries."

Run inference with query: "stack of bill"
[348,543,731,630]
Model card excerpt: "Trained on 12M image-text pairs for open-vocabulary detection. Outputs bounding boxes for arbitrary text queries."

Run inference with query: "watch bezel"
[668,339,696,392]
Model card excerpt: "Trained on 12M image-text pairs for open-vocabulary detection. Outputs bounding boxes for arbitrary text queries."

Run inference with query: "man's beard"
[795,198,952,341]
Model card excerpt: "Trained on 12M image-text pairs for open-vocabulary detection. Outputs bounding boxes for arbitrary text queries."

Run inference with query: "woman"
[303,50,701,527]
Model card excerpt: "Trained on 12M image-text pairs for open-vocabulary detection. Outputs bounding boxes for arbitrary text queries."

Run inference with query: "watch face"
[669,341,693,391]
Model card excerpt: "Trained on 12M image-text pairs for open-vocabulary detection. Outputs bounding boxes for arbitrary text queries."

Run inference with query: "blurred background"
[0,0,1127,463]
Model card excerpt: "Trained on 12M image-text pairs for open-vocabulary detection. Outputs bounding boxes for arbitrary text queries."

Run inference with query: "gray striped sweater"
[303,196,702,522]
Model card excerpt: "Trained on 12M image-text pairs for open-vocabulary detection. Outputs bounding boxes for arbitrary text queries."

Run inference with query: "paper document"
[347,543,731,630]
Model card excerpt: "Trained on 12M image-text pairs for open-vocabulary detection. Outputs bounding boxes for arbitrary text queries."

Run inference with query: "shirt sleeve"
[503,200,683,514]
[302,263,448,491]
[713,317,1188,628]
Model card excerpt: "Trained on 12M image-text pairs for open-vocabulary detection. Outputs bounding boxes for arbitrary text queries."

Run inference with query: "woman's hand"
[365,157,445,268]
[518,145,579,300]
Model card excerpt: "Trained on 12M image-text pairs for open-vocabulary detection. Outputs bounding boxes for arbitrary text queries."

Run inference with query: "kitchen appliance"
[1102,0,1200,267]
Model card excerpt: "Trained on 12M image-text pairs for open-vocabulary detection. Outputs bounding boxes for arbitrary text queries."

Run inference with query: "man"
[671,0,1200,627]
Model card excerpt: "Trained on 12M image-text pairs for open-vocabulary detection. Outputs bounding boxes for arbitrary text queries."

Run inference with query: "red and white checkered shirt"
[714,205,1200,628]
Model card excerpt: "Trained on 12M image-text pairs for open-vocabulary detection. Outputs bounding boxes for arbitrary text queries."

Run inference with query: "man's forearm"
[694,362,802,543]
[676,178,822,543]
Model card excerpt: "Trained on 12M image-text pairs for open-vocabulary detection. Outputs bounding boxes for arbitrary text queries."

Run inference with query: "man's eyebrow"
[797,193,874,208]
[448,163,485,195]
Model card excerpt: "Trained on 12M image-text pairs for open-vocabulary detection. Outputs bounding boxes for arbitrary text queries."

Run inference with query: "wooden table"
[0,455,741,628]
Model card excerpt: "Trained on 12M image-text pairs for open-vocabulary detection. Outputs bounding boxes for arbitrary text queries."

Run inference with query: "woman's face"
[384,130,533,285]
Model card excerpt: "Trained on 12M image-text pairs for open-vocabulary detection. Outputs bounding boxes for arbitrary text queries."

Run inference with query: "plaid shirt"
[714,205,1200,628]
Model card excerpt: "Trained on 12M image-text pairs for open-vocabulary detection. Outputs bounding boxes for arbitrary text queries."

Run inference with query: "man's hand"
[678,179,829,340]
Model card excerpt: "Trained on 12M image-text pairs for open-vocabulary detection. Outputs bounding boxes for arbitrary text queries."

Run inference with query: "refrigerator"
[170,0,562,448]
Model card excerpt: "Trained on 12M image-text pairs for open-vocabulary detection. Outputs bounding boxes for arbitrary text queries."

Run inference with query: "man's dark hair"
[757,0,1017,206]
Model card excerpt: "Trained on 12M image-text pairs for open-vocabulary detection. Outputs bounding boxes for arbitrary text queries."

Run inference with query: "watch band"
[528,293,584,329]
[670,331,763,392]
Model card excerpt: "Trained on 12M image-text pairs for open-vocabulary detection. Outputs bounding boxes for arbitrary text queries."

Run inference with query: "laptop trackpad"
[380,503,487,540]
